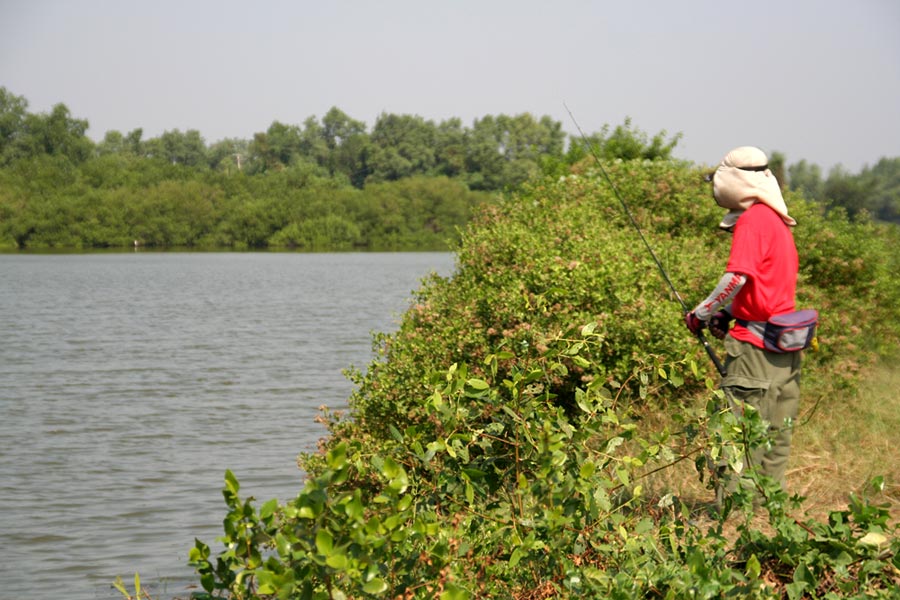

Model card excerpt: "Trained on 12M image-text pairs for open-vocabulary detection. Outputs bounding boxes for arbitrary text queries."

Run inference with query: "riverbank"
[188,161,900,598]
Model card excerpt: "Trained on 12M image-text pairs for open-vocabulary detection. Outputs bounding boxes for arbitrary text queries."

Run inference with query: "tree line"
[0,86,896,250]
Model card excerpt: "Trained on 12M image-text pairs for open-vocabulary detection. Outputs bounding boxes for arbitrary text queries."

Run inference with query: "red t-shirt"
[726,203,798,347]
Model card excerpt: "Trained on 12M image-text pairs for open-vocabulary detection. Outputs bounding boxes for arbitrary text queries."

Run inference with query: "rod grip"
[697,330,728,378]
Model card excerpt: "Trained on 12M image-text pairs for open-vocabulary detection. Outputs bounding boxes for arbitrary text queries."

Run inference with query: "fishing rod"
[563,103,727,378]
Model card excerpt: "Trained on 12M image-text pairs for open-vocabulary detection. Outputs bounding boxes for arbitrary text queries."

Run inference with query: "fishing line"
[563,103,727,377]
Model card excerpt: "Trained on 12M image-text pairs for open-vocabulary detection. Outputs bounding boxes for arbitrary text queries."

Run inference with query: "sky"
[1,0,898,173]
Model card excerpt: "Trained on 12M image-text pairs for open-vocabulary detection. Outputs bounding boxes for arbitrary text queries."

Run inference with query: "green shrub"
[189,159,900,598]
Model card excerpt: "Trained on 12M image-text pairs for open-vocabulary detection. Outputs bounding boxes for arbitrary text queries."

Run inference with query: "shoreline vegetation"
[2,86,899,254]
[182,162,899,598]
[4,88,898,597]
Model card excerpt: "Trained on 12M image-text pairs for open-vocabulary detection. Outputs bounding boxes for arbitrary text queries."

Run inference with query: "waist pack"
[737,309,819,353]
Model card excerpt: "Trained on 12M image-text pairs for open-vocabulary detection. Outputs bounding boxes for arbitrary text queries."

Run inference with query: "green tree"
[96,130,128,156]
[787,158,824,200]
[262,120,302,168]
[5,102,93,164]
[0,87,29,164]
[297,116,331,169]
[499,113,566,162]
[862,157,900,223]
[321,106,366,150]
[142,129,207,167]
[207,137,250,172]
[315,108,369,185]
[433,117,467,177]
[769,150,787,190]
[366,113,438,183]
[569,116,681,163]
[824,165,876,219]
[464,113,570,190]
[124,128,144,155]
[464,115,507,190]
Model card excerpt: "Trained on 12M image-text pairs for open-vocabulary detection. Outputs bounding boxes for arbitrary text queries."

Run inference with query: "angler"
[685,146,817,503]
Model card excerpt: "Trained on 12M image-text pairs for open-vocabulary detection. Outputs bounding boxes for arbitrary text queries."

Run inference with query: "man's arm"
[692,272,746,320]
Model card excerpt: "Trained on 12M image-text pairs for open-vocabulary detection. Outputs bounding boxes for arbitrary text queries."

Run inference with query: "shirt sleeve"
[725,211,763,279]
[693,272,747,320]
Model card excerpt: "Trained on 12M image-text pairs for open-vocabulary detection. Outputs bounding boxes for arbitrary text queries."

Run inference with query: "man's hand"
[709,310,733,339]
[684,311,705,335]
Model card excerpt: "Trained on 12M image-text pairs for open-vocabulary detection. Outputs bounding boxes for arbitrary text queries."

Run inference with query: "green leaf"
[575,389,594,414]
[566,341,584,355]
[275,532,291,557]
[345,494,364,520]
[363,578,389,594]
[445,439,457,458]
[224,469,240,495]
[327,443,347,470]
[190,538,210,561]
[745,554,761,579]
[606,436,624,453]
[315,529,333,556]
[509,547,525,568]
[112,576,127,596]
[580,461,596,479]
[326,552,349,570]
[200,572,215,593]
[581,322,597,336]
[465,378,490,391]
[440,583,471,600]
[397,494,413,511]
[461,467,487,480]
[383,456,409,493]
[259,498,278,520]
[572,355,591,368]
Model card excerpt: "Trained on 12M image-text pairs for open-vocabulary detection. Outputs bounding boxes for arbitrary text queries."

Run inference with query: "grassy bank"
[791,361,900,516]
[643,355,900,537]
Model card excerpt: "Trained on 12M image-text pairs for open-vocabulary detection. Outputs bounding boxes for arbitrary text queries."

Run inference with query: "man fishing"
[684,146,811,501]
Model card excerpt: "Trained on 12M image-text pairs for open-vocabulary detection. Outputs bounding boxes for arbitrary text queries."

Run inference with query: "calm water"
[0,252,454,600]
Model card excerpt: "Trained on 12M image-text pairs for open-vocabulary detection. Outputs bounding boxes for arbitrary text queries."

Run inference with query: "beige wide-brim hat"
[712,146,796,230]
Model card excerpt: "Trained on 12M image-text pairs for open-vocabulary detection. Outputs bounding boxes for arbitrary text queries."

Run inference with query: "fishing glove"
[709,310,733,339]
[684,311,704,335]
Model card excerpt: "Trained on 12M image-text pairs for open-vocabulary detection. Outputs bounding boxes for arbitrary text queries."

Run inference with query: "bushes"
[189,159,900,598]
[0,168,490,251]
[192,342,899,598]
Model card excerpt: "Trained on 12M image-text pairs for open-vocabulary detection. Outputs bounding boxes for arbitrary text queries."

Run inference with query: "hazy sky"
[2,0,898,173]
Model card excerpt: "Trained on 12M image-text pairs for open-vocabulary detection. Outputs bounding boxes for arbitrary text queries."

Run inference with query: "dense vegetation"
[185,160,900,598]
[2,86,898,253]
[5,86,899,597]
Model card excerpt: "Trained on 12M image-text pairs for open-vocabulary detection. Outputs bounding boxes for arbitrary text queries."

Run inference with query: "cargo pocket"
[722,335,770,391]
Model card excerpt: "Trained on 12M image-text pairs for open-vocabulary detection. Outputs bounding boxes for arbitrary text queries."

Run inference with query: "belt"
[735,318,767,343]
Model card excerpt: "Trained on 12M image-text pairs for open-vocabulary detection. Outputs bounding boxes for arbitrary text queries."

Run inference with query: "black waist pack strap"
[737,309,819,353]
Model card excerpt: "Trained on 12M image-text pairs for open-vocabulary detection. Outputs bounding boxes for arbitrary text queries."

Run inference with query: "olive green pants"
[721,335,802,490]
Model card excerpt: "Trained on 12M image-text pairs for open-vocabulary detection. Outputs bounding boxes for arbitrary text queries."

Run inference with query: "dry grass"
[790,360,900,521]
[641,358,900,525]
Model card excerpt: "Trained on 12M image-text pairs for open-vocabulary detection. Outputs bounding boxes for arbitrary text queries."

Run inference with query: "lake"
[0,251,455,600]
